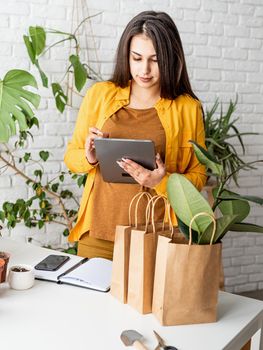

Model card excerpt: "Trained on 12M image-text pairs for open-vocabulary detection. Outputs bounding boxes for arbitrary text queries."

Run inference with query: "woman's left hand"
[117,153,166,188]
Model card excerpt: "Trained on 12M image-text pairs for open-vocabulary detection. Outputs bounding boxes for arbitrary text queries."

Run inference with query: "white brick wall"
[0,0,263,293]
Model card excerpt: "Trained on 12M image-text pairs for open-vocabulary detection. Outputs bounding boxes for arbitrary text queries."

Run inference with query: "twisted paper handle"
[144,195,173,236]
[189,212,216,246]
[128,191,152,228]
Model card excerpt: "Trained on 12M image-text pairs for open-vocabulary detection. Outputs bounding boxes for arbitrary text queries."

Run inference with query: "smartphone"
[34,254,70,271]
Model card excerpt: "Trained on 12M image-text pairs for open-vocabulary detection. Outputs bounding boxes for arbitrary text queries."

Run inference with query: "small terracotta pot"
[0,258,5,281]
[0,252,10,283]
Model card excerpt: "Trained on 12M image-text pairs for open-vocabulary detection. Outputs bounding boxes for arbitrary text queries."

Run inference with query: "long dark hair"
[111,11,198,101]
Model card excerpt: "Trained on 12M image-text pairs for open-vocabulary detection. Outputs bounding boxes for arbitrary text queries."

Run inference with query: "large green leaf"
[23,35,36,64]
[0,69,40,142]
[190,140,223,176]
[199,214,239,244]
[69,54,87,92]
[24,27,47,87]
[230,222,263,233]
[212,188,250,222]
[217,193,263,206]
[167,173,213,234]
[29,26,46,56]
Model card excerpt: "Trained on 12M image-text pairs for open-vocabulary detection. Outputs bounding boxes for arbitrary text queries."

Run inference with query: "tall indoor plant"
[167,141,263,244]
[0,15,101,251]
[204,98,257,186]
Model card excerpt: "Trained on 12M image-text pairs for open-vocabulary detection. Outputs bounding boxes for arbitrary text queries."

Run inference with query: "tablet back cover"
[94,138,156,183]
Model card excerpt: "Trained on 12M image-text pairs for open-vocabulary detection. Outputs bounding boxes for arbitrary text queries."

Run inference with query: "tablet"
[94,138,156,183]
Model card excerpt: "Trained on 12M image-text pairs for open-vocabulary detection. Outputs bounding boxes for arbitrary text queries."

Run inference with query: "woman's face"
[129,34,160,90]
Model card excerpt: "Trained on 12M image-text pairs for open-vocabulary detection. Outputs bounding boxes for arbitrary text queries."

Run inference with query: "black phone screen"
[34,254,70,271]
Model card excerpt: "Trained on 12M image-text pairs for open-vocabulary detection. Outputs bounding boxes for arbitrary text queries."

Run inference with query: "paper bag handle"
[145,195,165,231]
[165,203,174,238]
[128,191,152,228]
[144,195,173,236]
[189,212,216,246]
[151,196,173,235]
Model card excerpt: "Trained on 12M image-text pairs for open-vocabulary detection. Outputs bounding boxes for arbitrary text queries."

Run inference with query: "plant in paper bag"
[167,141,263,244]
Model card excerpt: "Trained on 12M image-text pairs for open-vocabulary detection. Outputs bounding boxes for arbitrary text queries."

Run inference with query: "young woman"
[64,11,207,259]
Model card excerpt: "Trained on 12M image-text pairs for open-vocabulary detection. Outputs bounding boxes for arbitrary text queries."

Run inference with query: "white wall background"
[0,0,263,293]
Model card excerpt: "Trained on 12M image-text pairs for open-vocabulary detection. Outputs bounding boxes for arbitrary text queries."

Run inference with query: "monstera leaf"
[0,69,40,142]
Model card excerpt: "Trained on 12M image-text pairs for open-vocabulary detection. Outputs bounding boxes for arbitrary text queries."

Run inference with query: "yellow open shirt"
[64,81,207,242]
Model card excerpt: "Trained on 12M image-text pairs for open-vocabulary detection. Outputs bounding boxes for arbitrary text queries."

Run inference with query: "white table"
[1,237,263,350]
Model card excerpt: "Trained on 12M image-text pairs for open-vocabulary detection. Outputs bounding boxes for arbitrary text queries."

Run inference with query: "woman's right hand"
[85,127,109,165]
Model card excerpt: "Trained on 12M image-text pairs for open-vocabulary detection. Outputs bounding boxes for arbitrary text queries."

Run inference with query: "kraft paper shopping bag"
[110,192,152,303]
[127,195,175,314]
[152,212,222,325]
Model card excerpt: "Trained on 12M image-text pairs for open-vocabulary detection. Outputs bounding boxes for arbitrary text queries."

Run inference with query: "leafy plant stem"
[16,215,68,227]
[46,173,80,207]
[73,12,103,36]
[58,64,73,86]
[40,36,76,57]
[0,153,73,230]
[212,181,225,211]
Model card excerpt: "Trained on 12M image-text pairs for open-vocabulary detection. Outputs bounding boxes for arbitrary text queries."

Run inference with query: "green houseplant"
[23,18,102,114]
[204,98,257,186]
[167,141,263,244]
[0,15,101,251]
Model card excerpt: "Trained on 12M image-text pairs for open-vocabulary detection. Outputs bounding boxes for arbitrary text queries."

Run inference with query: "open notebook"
[34,256,112,292]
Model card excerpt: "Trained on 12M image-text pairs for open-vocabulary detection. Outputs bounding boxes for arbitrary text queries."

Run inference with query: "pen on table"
[57,258,89,282]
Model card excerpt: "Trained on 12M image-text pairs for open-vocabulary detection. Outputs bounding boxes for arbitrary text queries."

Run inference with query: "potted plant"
[167,141,263,244]
[8,264,34,290]
[151,142,263,326]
